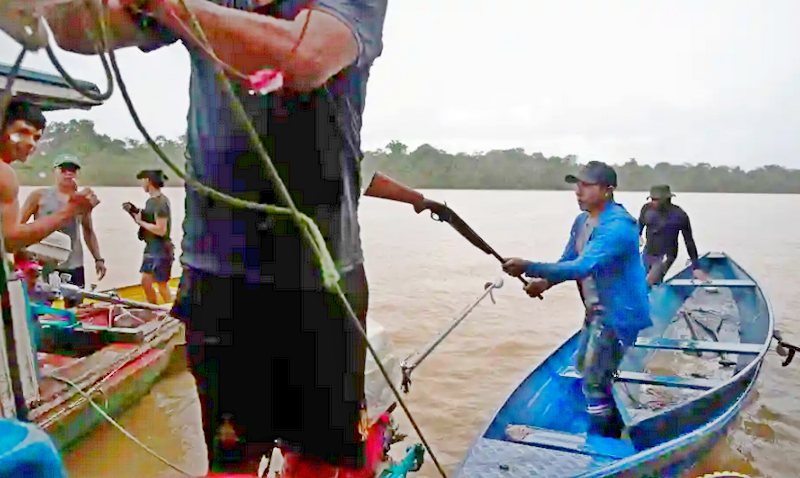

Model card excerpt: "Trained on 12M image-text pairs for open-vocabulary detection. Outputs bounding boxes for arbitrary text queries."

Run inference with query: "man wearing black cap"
[638,184,708,287]
[126,170,173,304]
[502,161,651,438]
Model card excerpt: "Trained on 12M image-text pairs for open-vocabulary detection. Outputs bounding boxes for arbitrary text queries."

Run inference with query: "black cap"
[565,161,617,188]
[136,169,168,186]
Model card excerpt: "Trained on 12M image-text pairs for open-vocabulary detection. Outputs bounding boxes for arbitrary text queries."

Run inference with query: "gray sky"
[3,0,800,169]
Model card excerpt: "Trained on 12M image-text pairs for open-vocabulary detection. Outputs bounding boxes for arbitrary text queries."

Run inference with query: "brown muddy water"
[23,186,798,478]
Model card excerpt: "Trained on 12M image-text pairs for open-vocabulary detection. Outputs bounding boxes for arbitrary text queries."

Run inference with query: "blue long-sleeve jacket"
[524,201,652,346]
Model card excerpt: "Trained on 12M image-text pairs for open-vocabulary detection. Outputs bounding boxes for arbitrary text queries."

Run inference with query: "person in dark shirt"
[43,0,388,474]
[638,184,709,286]
[127,170,173,304]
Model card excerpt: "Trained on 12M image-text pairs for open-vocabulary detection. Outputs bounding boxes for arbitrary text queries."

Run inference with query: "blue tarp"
[0,419,68,478]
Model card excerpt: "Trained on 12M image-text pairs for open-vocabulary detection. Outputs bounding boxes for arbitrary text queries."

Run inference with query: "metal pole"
[400,277,503,391]
[0,214,30,420]
[58,284,172,311]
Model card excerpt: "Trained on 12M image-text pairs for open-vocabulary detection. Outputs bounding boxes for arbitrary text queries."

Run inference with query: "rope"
[43,0,114,102]
[76,3,450,477]
[45,45,114,102]
[0,47,27,131]
[47,373,196,476]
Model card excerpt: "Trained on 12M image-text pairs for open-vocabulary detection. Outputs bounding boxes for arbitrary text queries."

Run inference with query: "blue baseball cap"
[565,161,617,188]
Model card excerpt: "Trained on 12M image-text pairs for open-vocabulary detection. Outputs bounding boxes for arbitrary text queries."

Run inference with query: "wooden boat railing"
[633,337,761,355]
[558,366,721,391]
[667,279,757,288]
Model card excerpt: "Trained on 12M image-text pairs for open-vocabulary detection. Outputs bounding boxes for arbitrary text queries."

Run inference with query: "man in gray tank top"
[21,154,106,307]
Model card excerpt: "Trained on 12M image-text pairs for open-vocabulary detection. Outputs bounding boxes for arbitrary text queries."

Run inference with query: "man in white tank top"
[1,101,99,288]
[20,155,106,306]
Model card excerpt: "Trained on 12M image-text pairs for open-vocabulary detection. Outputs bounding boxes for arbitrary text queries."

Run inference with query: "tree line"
[15,120,800,194]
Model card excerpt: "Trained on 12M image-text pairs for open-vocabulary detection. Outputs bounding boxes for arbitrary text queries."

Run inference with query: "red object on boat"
[206,413,391,478]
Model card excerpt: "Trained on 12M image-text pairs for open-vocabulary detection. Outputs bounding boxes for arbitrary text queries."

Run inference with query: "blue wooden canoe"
[453,252,773,478]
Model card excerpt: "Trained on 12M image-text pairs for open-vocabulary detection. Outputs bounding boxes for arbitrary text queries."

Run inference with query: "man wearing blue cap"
[502,161,651,438]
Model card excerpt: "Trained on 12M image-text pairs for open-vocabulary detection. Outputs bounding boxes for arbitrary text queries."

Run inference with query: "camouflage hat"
[648,184,675,199]
[52,154,82,169]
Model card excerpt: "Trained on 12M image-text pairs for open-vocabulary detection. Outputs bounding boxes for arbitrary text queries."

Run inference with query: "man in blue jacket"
[503,161,651,438]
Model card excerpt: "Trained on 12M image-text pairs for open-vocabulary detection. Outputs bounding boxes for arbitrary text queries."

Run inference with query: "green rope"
[85,3,447,476]
[157,7,447,475]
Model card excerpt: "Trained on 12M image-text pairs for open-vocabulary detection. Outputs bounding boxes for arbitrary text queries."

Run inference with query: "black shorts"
[170,264,369,469]
[140,255,173,282]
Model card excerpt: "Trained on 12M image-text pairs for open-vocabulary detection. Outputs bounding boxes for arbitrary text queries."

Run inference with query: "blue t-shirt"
[140,0,387,286]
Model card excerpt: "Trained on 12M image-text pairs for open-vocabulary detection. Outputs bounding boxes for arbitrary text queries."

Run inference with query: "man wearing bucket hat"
[502,161,651,438]
[21,154,107,307]
[638,184,709,287]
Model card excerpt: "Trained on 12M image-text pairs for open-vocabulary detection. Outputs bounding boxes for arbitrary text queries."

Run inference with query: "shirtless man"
[0,99,99,256]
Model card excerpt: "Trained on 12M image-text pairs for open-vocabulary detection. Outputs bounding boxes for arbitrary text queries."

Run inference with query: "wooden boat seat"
[634,337,762,355]
[503,424,637,459]
[668,279,756,287]
[558,367,720,390]
[704,252,727,259]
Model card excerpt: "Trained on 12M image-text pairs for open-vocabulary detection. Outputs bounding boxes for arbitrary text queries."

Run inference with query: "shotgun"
[363,172,542,299]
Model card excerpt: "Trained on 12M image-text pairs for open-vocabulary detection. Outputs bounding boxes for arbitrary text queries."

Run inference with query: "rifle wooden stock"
[363,172,542,299]
[364,172,428,213]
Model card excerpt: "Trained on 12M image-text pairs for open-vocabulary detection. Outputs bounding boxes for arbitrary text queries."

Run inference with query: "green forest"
[14,119,800,193]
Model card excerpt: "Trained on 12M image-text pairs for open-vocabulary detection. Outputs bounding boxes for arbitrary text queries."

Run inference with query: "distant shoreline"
[17,182,800,194]
[16,120,800,194]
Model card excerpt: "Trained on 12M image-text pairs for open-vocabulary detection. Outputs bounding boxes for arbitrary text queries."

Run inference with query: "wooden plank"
[634,337,762,355]
[559,368,719,390]
[668,279,755,287]
[615,371,719,390]
[704,252,726,259]
[504,424,636,459]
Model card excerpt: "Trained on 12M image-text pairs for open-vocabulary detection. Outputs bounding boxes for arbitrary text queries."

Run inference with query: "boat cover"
[0,418,67,478]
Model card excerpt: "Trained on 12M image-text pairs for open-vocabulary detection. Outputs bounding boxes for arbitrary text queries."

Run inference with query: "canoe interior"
[455,252,772,478]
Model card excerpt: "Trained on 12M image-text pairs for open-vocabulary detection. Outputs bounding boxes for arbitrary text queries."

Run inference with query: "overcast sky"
[2,0,800,170]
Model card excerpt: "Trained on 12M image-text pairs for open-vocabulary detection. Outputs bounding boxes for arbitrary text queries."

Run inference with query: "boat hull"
[7,277,186,452]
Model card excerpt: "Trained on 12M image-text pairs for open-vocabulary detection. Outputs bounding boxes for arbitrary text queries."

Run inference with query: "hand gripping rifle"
[363,172,542,299]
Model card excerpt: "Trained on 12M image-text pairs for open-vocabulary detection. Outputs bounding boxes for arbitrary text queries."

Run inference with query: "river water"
[22,186,798,478]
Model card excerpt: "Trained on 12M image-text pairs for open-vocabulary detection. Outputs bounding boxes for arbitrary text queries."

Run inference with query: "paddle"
[679,311,703,358]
